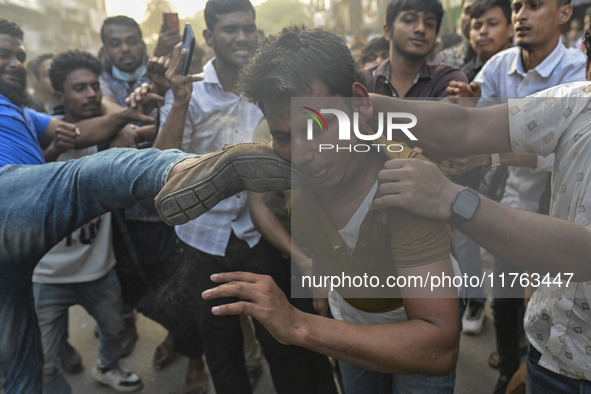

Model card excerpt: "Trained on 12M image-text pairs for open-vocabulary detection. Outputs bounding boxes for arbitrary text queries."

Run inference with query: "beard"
[393,39,435,63]
[0,78,26,107]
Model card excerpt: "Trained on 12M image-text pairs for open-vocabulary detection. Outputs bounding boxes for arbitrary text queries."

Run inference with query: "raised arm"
[40,105,155,152]
[371,158,591,280]
[154,44,202,150]
[369,94,512,156]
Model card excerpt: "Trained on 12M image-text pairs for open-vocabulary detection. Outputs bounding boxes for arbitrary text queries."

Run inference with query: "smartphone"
[163,12,179,31]
[180,24,195,75]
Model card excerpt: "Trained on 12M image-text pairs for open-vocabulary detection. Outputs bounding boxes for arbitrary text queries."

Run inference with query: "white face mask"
[111,62,147,83]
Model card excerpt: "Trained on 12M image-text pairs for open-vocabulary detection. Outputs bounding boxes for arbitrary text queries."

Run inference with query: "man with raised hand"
[195,26,591,394]
[33,50,143,394]
[447,0,585,390]
[0,17,293,394]
[191,25,461,394]
[155,1,309,393]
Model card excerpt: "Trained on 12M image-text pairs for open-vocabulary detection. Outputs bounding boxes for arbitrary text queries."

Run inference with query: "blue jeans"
[452,229,486,302]
[0,148,188,394]
[33,269,126,394]
[527,346,591,394]
[339,360,456,394]
[338,299,464,394]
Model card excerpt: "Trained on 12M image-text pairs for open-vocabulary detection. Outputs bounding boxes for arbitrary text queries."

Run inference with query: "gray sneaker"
[155,143,297,226]
[58,341,83,373]
[91,362,142,392]
[462,300,486,335]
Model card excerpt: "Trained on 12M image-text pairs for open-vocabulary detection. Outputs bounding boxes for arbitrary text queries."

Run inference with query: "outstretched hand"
[446,80,481,99]
[202,272,303,345]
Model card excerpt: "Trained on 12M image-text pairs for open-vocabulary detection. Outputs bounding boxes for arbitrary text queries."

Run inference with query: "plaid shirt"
[159,59,263,256]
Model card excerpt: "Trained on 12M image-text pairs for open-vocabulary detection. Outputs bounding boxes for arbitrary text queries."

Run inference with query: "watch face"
[453,189,480,219]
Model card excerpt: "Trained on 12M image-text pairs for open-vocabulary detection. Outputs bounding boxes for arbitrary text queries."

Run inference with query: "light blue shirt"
[474,42,586,99]
[159,59,263,256]
[474,42,586,212]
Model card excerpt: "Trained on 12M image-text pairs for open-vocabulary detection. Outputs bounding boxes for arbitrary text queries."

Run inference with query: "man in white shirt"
[156,1,307,393]
[33,50,142,394]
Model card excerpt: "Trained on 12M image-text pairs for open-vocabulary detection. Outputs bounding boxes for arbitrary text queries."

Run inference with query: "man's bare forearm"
[294,308,458,376]
[75,110,137,148]
[154,100,189,150]
[369,94,512,156]
[205,271,459,376]
[460,196,591,280]
[372,159,591,280]
[247,191,312,276]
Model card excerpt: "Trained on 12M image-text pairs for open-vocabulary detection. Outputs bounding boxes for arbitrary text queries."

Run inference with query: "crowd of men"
[2,0,591,393]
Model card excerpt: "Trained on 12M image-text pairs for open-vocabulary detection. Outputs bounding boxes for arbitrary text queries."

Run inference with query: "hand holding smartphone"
[180,24,195,75]
[162,12,179,31]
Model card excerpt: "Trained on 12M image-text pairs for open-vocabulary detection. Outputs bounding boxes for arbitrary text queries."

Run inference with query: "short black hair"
[241,25,364,111]
[385,0,445,34]
[360,37,389,65]
[49,50,102,92]
[584,29,591,65]
[0,18,24,41]
[100,15,142,44]
[28,53,54,79]
[470,0,511,25]
[204,0,256,30]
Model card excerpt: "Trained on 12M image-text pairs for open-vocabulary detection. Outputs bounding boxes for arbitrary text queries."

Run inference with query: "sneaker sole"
[462,316,485,335]
[156,155,294,226]
[91,369,143,393]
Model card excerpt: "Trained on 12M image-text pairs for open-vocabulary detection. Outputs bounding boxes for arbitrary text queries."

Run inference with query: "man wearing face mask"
[96,15,152,357]
[99,16,151,109]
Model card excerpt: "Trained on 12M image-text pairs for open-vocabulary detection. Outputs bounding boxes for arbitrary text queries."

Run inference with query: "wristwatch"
[448,186,481,227]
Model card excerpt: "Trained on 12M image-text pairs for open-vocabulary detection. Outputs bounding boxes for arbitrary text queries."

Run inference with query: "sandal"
[184,357,209,394]
[488,336,529,370]
[153,333,177,370]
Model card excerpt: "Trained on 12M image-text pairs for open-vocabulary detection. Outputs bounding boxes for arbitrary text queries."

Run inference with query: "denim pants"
[451,229,486,302]
[339,361,455,394]
[33,269,126,394]
[527,346,591,394]
[0,148,188,394]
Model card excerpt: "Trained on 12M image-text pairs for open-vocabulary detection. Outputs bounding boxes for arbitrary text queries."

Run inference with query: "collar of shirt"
[373,59,426,96]
[509,41,566,78]
[201,58,246,100]
[0,92,22,112]
[100,71,151,107]
[201,58,222,87]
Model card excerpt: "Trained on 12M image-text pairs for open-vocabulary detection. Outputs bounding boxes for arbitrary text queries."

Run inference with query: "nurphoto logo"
[302,107,417,153]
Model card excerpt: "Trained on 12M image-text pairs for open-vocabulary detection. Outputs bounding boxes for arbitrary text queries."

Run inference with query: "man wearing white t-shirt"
[33,50,142,394]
